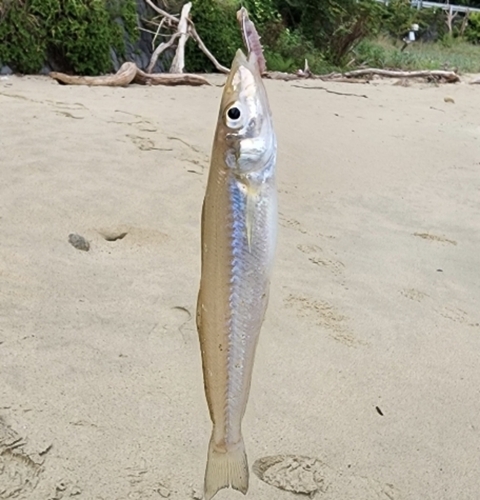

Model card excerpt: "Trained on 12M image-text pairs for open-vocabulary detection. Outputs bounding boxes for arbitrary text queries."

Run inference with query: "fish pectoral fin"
[204,437,249,500]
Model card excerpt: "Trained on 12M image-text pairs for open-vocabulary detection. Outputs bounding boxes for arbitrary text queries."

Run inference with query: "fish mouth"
[231,49,249,70]
[229,49,261,81]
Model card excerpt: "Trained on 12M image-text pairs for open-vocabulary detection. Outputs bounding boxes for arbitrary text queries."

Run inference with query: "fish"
[196,47,277,500]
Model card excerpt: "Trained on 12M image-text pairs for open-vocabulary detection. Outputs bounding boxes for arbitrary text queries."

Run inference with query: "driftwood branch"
[265,66,459,84]
[50,62,138,86]
[134,68,210,86]
[145,0,229,74]
[169,2,191,74]
[152,16,168,47]
[264,71,369,83]
[145,0,178,24]
[147,32,180,73]
[50,62,210,87]
[339,68,460,83]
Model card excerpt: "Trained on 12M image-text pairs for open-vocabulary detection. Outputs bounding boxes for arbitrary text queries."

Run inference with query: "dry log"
[50,62,137,86]
[50,62,211,87]
[339,68,460,83]
[169,2,192,74]
[263,71,321,81]
[134,69,210,86]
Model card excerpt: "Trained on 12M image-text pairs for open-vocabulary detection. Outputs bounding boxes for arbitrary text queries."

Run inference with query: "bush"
[466,12,480,44]
[185,0,243,72]
[273,0,384,66]
[0,0,48,74]
[185,0,337,73]
[0,0,138,75]
[263,26,331,73]
[381,0,445,41]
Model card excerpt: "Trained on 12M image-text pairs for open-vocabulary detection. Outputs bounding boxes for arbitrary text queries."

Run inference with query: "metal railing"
[374,0,480,14]
[411,1,480,13]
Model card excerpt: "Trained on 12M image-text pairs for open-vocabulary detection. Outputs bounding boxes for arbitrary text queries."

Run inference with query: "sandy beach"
[1,73,479,500]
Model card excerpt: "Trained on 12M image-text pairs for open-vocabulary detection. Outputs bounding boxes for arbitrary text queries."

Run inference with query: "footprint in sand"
[126,134,172,152]
[297,243,345,277]
[284,294,364,347]
[279,214,308,234]
[400,288,429,302]
[253,455,401,499]
[0,417,45,498]
[125,464,171,499]
[400,289,479,328]
[438,305,479,328]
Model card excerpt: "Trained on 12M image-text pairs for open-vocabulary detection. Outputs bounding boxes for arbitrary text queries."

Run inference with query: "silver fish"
[196,48,277,500]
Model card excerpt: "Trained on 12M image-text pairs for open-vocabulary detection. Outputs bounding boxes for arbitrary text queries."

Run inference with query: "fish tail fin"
[204,436,249,500]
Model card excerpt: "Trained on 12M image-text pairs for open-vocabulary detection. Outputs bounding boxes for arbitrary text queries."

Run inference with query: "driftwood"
[146,32,180,73]
[134,68,210,86]
[145,0,229,74]
[50,62,138,86]
[335,68,460,83]
[50,62,210,87]
[264,71,371,84]
[169,2,191,74]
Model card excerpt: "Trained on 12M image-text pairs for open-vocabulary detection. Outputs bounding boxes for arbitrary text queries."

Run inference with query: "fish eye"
[227,106,241,120]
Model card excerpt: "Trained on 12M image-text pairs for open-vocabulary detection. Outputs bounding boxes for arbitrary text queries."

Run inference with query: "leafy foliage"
[185,0,243,72]
[465,12,480,43]
[380,0,445,41]
[0,0,138,75]
[273,0,384,65]
[0,0,48,74]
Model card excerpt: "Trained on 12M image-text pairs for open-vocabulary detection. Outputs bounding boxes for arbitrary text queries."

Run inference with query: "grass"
[353,36,480,73]
[265,34,480,75]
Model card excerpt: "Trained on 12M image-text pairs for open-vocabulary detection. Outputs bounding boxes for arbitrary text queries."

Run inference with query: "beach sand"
[0,73,479,500]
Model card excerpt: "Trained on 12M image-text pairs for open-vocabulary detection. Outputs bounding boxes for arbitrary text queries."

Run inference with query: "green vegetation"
[0,0,138,75]
[185,0,243,72]
[1,0,480,75]
[185,0,480,74]
[466,12,480,43]
[355,37,480,73]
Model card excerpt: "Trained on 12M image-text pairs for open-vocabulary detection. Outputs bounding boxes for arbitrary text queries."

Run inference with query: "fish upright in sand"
[196,9,277,500]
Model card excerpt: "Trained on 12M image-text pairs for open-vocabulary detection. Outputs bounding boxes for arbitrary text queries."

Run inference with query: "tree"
[273,0,383,65]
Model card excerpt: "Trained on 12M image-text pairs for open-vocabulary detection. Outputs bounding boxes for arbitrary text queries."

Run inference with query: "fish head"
[217,49,276,176]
